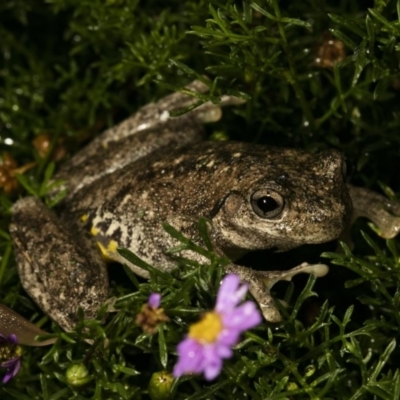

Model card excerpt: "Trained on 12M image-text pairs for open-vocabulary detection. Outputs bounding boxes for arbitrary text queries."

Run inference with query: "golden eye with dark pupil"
[251,190,284,218]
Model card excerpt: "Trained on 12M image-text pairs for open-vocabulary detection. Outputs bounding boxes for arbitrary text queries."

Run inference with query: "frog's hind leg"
[53,80,244,202]
[10,197,109,332]
[68,80,243,158]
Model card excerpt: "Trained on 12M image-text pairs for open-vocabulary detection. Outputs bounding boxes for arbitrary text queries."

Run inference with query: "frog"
[7,80,400,334]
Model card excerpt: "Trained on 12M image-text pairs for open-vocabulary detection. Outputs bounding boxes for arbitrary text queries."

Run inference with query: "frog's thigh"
[86,79,241,146]
[63,80,243,170]
[347,185,400,239]
[55,118,206,203]
[10,197,109,331]
[65,80,212,169]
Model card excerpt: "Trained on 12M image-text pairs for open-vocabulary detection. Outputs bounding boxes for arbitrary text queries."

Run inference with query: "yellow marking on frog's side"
[80,214,89,222]
[91,226,99,236]
[107,240,118,253]
[96,239,118,262]
[96,241,108,257]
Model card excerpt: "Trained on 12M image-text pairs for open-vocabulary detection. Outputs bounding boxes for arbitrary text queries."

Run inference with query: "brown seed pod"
[32,133,66,162]
[0,153,19,195]
[0,153,37,196]
[313,32,346,69]
[32,133,51,158]
[136,303,169,334]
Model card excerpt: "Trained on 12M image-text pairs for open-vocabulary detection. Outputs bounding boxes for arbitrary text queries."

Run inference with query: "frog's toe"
[225,263,329,323]
[250,288,282,323]
[347,185,400,239]
[260,263,329,289]
[369,196,400,239]
[368,215,400,239]
[156,79,245,124]
[225,264,281,322]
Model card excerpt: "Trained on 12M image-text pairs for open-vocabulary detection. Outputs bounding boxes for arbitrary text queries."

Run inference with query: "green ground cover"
[1,0,400,398]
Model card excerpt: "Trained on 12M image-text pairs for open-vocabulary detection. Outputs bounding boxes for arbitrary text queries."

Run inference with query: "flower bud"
[148,370,174,400]
[66,363,91,386]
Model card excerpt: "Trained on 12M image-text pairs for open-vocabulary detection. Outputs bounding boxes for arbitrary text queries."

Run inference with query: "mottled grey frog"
[7,81,400,334]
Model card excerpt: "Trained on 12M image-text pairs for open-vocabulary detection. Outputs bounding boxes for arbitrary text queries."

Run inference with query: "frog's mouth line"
[237,240,337,272]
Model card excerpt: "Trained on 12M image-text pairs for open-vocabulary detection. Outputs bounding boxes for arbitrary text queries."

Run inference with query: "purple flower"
[173,274,262,381]
[148,293,161,309]
[136,293,169,334]
[0,334,22,384]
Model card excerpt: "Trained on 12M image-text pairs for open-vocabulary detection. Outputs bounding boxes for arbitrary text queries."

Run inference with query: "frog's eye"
[251,190,284,219]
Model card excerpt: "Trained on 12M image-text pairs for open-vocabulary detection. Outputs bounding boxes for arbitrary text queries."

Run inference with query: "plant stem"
[272,0,316,130]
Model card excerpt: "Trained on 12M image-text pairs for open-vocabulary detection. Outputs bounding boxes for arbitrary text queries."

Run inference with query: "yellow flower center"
[188,312,223,344]
[0,343,20,362]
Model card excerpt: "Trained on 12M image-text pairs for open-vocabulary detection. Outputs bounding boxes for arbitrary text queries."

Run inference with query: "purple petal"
[215,274,248,312]
[215,342,233,359]
[2,371,13,384]
[173,338,204,378]
[173,339,229,381]
[218,328,241,347]
[148,293,161,308]
[223,301,262,331]
[0,333,18,346]
[10,359,20,378]
[1,358,20,383]
[7,334,18,345]
[202,345,223,381]
[0,358,19,369]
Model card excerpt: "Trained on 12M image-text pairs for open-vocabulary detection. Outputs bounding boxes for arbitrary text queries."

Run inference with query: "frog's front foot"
[226,263,329,322]
[347,185,400,239]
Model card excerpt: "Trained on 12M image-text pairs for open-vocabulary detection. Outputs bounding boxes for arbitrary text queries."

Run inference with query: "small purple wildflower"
[148,293,161,309]
[173,274,262,381]
[136,293,169,334]
[0,334,22,384]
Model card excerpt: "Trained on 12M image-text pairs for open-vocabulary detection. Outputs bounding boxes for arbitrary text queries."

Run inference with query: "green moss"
[1,0,400,398]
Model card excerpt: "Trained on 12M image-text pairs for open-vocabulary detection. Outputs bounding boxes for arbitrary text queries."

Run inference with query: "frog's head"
[211,147,353,258]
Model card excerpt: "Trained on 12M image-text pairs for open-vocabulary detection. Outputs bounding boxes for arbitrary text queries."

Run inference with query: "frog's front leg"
[10,197,108,331]
[347,185,400,239]
[226,263,329,322]
[165,216,330,322]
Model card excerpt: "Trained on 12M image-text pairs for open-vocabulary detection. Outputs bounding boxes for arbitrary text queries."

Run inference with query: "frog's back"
[58,141,352,271]
[61,141,348,220]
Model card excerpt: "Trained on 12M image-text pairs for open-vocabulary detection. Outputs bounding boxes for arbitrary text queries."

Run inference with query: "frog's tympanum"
[6,81,400,333]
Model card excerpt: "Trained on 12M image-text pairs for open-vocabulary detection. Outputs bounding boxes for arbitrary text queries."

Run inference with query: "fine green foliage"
[1,0,400,399]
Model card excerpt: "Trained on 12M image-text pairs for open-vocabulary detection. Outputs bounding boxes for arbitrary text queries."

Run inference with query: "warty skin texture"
[8,81,400,330]
[68,142,352,272]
